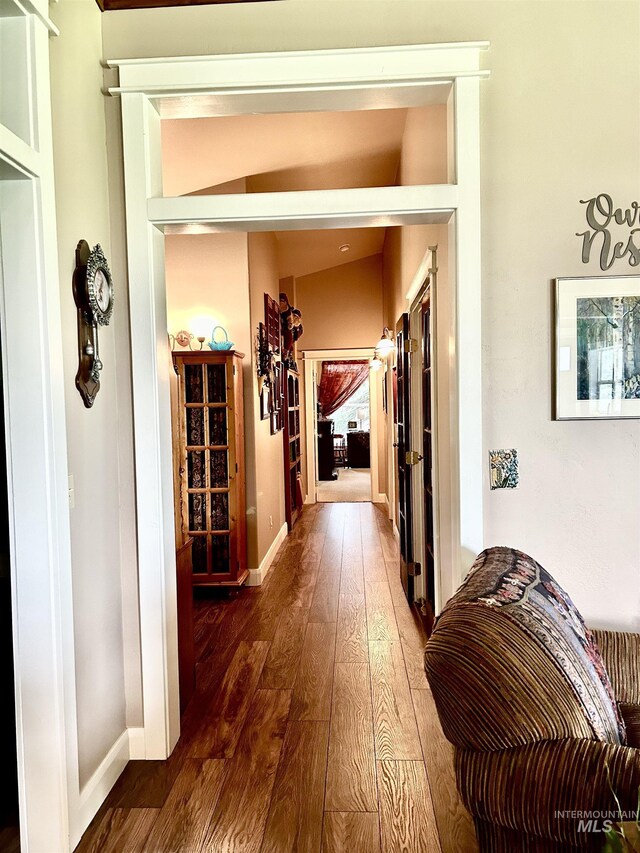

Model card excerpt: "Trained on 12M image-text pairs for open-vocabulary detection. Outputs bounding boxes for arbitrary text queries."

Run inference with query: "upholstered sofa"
[424,546,640,851]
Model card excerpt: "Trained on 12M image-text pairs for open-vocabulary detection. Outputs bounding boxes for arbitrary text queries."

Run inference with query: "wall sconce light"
[370,353,383,371]
[375,327,395,356]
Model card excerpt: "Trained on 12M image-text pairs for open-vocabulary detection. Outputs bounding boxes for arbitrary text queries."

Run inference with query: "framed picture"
[260,381,271,420]
[264,293,280,353]
[555,275,640,419]
[270,361,284,434]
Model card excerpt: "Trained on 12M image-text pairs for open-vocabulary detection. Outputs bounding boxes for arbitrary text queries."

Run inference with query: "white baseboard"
[304,493,314,504]
[246,521,288,586]
[128,726,146,759]
[77,729,129,839]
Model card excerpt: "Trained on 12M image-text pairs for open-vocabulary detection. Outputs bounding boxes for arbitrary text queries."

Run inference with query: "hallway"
[76,503,476,853]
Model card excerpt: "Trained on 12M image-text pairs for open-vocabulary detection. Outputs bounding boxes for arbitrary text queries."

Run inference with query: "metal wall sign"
[577,194,640,271]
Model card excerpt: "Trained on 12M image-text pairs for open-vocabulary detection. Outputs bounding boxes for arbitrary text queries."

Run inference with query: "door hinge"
[403,338,418,353]
[405,450,424,465]
[408,561,421,577]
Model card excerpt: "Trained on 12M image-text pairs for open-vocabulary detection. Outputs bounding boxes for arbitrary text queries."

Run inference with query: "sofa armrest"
[592,629,640,705]
[455,738,640,848]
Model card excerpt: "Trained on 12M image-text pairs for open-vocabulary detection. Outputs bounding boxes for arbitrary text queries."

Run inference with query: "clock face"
[85,244,114,325]
[94,269,111,313]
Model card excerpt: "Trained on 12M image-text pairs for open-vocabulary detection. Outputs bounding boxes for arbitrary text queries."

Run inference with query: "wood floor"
[75,502,477,853]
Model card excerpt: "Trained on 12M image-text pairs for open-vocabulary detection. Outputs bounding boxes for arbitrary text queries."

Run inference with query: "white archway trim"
[0,7,79,852]
[111,41,488,759]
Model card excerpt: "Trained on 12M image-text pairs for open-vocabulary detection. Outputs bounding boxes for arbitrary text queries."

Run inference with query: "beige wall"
[398,104,448,186]
[165,232,285,568]
[102,1,640,629]
[248,233,287,558]
[296,254,384,352]
[165,232,261,568]
[50,0,128,788]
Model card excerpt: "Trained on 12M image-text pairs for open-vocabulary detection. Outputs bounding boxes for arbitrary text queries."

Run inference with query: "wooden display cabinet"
[172,350,248,587]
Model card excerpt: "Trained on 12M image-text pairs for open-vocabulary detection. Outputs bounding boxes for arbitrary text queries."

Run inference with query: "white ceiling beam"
[148,184,458,233]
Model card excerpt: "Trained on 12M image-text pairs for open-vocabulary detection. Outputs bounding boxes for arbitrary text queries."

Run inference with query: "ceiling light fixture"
[339,243,351,253]
[375,327,395,356]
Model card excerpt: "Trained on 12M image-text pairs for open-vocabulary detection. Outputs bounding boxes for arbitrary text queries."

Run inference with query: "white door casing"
[108,42,488,757]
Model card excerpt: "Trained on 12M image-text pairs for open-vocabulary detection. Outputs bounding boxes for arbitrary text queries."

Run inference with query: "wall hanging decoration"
[555,275,640,419]
[489,449,519,490]
[270,361,284,435]
[577,194,640,271]
[256,319,275,422]
[280,292,304,370]
[72,239,114,408]
[264,293,280,353]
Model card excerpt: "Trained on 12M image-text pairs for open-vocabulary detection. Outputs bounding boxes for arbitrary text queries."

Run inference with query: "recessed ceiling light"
[339,243,351,253]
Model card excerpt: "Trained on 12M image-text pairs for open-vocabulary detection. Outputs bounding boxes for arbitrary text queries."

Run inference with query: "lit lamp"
[370,353,383,371]
[374,327,394,357]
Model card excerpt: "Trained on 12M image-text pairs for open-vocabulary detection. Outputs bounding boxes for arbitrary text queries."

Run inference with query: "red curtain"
[318,360,369,418]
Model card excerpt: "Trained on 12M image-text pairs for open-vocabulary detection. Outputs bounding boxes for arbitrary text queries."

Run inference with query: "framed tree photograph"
[555,275,640,419]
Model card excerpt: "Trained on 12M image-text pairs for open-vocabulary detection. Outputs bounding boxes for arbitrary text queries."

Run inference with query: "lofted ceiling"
[162,108,408,197]
[274,227,386,280]
[161,107,417,279]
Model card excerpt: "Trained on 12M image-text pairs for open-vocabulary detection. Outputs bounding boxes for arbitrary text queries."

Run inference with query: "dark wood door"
[395,313,413,602]
[421,296,436,613]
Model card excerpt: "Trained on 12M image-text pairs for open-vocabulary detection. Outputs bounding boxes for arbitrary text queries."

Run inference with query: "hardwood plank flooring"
[260,605,309,689]
[188,639,269,758]
[335,592,368,663]
[378,759,442,853]
[260,720,329,853]
[141,759,226,852]
[75,809,157,853]
[365,581,400,641]
[369,640,422,760]
[290,621,336,721]
[76,502,475,853]
[203,689,291,853]
[394,603,429,689]
[325,662,377,812]
[411,689,478,853]
[322,812,381,853]
[309,570,341,622]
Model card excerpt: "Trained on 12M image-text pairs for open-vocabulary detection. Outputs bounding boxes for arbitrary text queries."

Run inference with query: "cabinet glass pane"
[211,493,229,530]
[209,409,227,446]
[211,534,230,573]
[184,364,204,403]
[187,408,205,446]
[207,363,227,403]
[188,492,206,531]
[188,451,206,488]
[210,450,229,488]
[192,535,208,574]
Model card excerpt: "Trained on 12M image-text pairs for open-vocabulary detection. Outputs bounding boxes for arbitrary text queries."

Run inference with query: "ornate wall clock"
[72,239,115,407]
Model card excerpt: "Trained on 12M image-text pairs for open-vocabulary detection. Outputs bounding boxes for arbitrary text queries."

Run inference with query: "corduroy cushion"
[621,704,640,748]
[424,547,626,750]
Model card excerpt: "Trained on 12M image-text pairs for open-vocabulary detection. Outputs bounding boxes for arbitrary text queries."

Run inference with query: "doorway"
[303,349,382,507]
[113,42,486,756]
[316,362,372,503]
